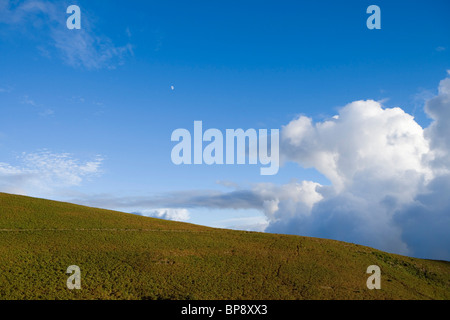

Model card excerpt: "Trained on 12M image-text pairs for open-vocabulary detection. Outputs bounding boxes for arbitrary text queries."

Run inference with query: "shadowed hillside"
[0,192,448,300]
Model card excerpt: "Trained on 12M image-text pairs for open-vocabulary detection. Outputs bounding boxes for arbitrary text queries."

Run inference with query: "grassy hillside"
[0,192,448,300]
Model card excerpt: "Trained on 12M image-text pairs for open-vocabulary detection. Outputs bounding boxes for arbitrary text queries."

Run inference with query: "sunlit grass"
[0,192,448,300]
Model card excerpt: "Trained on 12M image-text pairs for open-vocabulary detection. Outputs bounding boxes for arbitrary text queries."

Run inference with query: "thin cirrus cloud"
[0,0,132,69]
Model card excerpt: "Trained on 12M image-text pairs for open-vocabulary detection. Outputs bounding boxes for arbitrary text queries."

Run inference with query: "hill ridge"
[0,192,448,300]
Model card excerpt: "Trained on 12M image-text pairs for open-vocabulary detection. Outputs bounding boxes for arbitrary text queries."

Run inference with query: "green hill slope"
[0,192,448,300]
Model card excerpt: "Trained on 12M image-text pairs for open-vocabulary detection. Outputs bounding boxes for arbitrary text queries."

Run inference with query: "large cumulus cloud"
[265,73,450,260]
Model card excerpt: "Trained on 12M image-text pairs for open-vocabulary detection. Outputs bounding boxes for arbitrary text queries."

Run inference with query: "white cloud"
[281,99,432,195]
[254,180,323,219]
[0,151,103,197]
[136,208,190,222]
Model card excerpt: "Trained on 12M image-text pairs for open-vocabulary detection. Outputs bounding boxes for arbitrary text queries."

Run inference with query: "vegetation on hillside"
[0,192,448,300]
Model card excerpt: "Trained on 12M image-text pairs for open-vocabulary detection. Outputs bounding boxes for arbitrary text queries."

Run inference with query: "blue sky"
[0,0,449,259]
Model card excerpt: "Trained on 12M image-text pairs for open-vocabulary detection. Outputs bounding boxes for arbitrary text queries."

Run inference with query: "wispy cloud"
[0,0,133,69]
[125,27,132,38]
[20,95,54,116]
[38,108,54,116]
[0,86,13,93]
[21,95,37,106]
[69,189,265,211]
